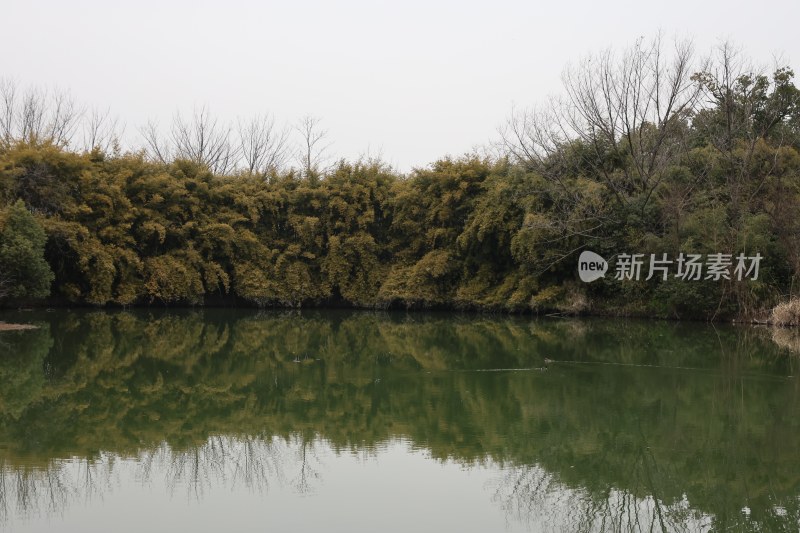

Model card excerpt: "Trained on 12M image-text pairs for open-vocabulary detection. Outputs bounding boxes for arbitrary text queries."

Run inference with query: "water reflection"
[490,465,712,533]
[0,310,799,531]
[0,435,327,526]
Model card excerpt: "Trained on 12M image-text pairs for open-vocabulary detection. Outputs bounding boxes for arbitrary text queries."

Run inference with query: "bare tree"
[172,107,238,174]
[19,87,46,142]
[563,35,700,202]
[0,79,82,147]
[501,35,702,211]
[141,119,170,164]
[0,79,17,146]
[237,113,290,177]
[46,89,81,146]
[692,42,751,152]
[498,101,572,192]
[295,115,331,179]
[81,107,123,154]
[142,106,238,173]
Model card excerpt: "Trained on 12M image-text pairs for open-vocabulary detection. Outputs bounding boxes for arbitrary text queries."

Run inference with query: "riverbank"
[0,321,38,331]
[1,296,799,327]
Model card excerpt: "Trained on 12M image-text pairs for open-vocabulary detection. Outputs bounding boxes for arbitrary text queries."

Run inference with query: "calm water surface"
[1,309,799,532]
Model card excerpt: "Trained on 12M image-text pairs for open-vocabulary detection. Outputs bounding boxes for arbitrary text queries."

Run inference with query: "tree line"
[0,37,798,318]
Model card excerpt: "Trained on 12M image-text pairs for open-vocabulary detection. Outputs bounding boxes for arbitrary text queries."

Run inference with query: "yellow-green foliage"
[0,104,799,318]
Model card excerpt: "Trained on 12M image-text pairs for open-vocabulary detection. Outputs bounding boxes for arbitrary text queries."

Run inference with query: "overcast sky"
[3,0,799,171]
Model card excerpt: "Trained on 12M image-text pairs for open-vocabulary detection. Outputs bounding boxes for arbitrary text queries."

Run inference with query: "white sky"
[2,0,799,172]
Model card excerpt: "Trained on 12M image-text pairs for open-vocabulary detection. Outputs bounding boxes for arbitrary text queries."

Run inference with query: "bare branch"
[81,107,123,154]
[501,35,701,211]
[0,79,17,146]
[237,113,290,177]
[171,107,238,174]
[141,120,171,164]
[141,107,240,173]
[0,80,82,147]
[295,115,331,179]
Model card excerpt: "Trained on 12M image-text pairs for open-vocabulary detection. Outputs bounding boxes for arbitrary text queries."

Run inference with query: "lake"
[1,309,799,532]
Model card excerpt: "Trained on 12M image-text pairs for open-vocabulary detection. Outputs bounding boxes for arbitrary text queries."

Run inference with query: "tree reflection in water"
[0,309,799,531]
[0,434,328,523]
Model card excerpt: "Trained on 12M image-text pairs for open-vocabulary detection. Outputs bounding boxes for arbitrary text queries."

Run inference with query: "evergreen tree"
[0,199,54,300]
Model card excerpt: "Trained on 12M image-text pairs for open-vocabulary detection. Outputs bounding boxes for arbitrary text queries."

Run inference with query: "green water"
[1,310,799,532]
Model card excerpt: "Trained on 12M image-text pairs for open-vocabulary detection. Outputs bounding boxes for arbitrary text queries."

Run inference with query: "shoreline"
[1,302,797,328]
[0,322,39,331]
